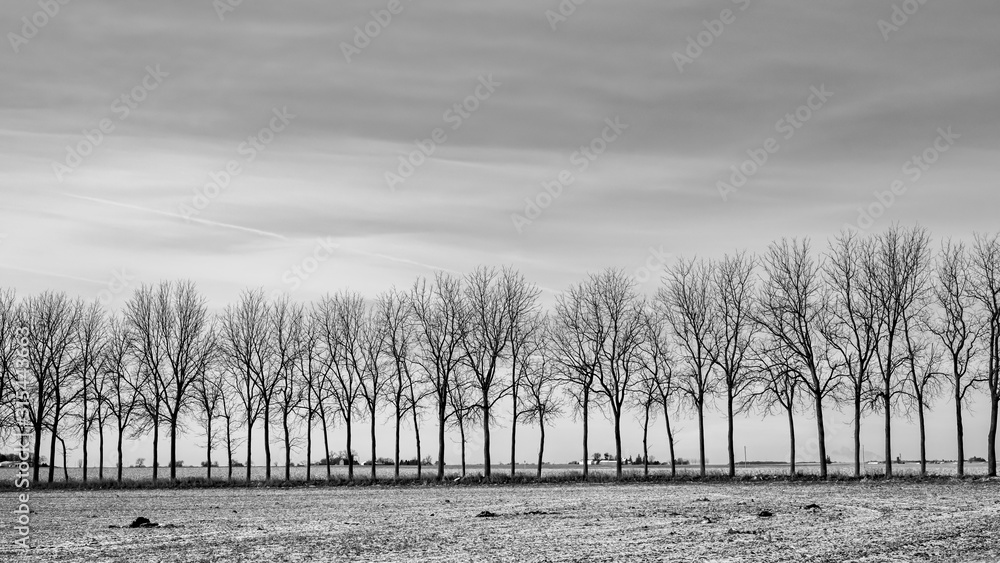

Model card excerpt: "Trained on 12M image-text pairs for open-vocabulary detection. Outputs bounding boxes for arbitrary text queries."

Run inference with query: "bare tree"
[217,368,243,482]
[823,231,880,477]
[102,316,144,482]
[315,291,366,480]
[158,281,213,481]
[589,270,645,479]
[521,318,563,478]
[0,290,21,447]
[376,289,418,479]
[359,299,391,481]
[551,280,601,477]
[503,268,542,477]
[901,312,942,477]
[867,226,932,477]
[447,366,476,476]
[660,257,716,477]
[971,232,1000,476]
[756,239,838,478]
[125,285,165,481]
[410,272,469,481]
[193,342,223,480]
[930,240,981,476]
[218,288,269,481]
[75,301,107,482]
[271,297,305,481]
[460,266,512,478]
[749,340,802,476]
[708,252,758,478]
[22,292,82,483]
[640,303,678,476]
[294,309,322,481]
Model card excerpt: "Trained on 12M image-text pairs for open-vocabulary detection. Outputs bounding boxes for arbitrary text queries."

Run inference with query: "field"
[3,479,1000,562]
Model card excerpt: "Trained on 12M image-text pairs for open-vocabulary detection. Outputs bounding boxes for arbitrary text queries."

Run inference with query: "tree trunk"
[152,416,160,483]
[411,406,422,479]
[853,390,862,478]
[816,392,828,479]
[206,415,213,480]
[436,399,445,482]
[483,397,492,478]
[918,400,927,477]
[263,403,272,481]
[582,391,590,479]
[537,419,545,479]
[321,415,331,480]
[642,406,649,478]
[727,389,735,478]
[393,407,401,480]
[60,436,69,481]
[956,379,965,477]
[510,396,518,477]
[283,412,292,482]
[170,416,179,481]
[459,419,467,477]
[370,410,378,482]
[32,394,44,483]
[116,427,124,482]
[47,408,59,483]
[665,408,676,478]
[225,419,234,482]
[988,388,998,477]
[697,400,706,477]
[788,405,796,477]
[98,424,105,481]
[245,422,253,482]
[614,409,623,479]
[305,412,312,482]
[346,416,354,481]
[883,390,892,478]
[82,394,89,482]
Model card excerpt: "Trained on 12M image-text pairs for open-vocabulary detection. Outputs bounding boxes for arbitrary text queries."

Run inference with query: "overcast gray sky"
[2,1,999,466]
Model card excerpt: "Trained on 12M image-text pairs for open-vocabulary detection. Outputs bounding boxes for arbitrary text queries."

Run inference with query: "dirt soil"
[3,480,1000,562]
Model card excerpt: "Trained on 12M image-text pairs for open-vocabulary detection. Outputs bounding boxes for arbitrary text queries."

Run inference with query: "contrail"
[339,247,462,275]
[0,264,106,285]
[62,193,288,240]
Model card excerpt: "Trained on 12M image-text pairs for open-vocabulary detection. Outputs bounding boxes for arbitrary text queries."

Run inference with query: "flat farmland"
[3,480,1000,562]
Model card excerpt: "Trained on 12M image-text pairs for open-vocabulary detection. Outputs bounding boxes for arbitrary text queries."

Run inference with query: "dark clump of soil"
[803,503,821,510]
[475,510,498,518]
[129,517,159,528]
[758,510,774,518]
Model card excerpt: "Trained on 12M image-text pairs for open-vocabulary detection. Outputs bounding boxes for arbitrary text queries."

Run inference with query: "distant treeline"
[2,225,999,485]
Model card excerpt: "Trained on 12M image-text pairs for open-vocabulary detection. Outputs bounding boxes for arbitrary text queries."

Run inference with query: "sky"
[1,0,999,469]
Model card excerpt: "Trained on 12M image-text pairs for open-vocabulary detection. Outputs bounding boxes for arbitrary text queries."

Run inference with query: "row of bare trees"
[2,227,999,482]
